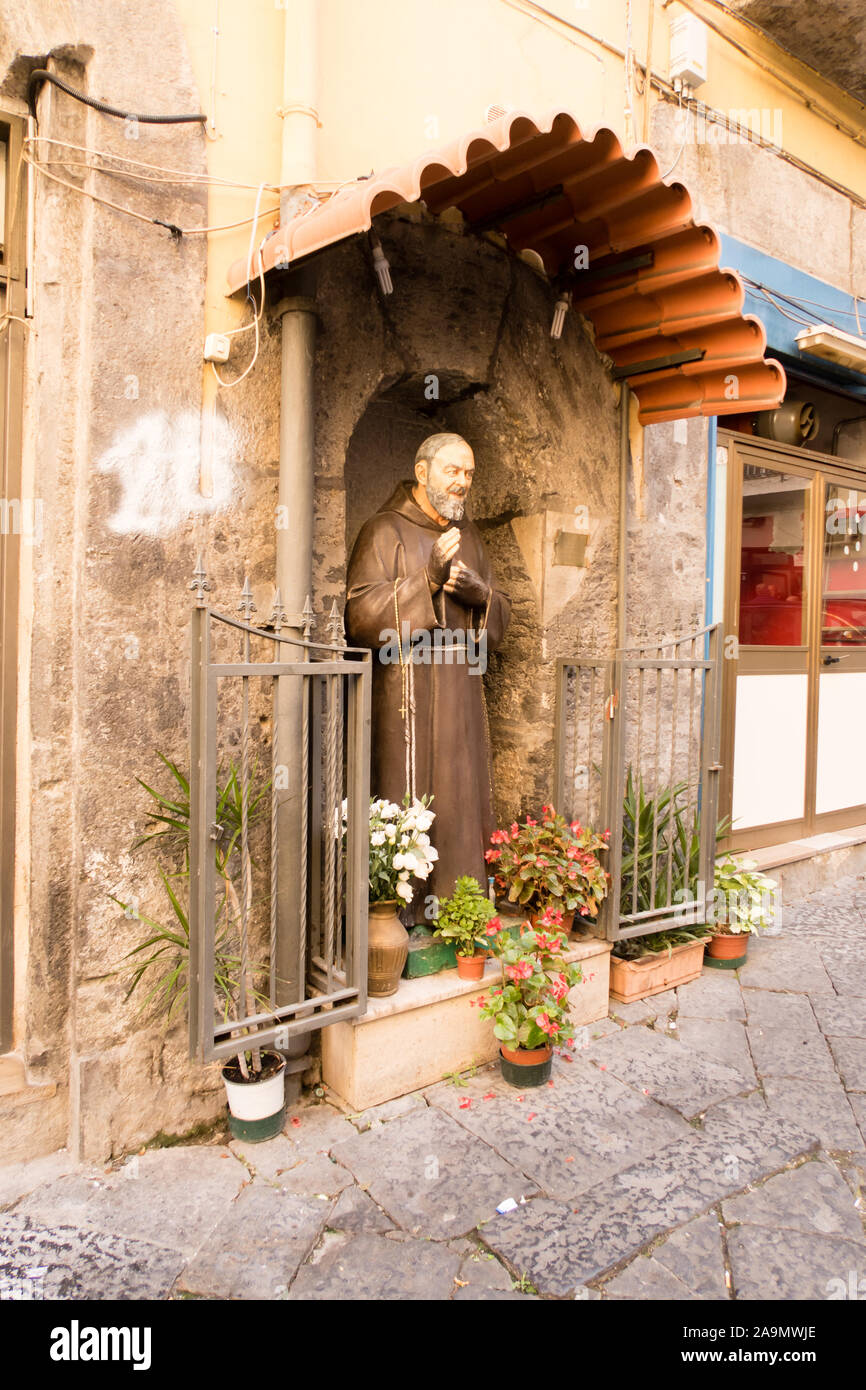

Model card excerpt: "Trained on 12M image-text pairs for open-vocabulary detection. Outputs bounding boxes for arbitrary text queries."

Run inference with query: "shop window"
[738,466,808,647]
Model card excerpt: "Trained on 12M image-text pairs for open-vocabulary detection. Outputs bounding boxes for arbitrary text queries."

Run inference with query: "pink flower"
[506,959,533,981]
[550,978,568,1001]
[486,916,503,935]
[485,849,501,862]
[526,818,537,827]
[570,820,581,833]
[510,823,519,838]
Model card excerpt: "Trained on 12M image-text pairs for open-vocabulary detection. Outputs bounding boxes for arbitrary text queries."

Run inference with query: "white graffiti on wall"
[97,409,237,537]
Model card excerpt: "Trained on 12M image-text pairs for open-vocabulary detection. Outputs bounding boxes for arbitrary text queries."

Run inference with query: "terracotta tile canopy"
[227,109,786,424]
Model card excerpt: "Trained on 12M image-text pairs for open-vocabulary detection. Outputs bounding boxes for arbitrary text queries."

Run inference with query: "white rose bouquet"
[366,795,438,904]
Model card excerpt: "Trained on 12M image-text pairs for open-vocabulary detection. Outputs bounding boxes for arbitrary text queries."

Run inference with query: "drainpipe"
[617,384,630,649]
[274,0,319,1082]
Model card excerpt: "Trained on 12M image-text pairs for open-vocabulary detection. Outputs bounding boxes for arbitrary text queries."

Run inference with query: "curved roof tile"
[228,108,785,424]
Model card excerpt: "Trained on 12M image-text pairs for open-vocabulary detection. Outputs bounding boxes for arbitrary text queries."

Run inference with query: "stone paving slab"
[723,1160,866,1243]
[331,1105,537,1240]
[177,1186,332,1300]
[674,1018,756,1086]
[762,1077,865,1153]
[608,990,678,1026]
[0,1215,184,1300]
[849,1094,866,1143]
[650,1211,730,1298]
[826,1037,866,1092]
[817,948,866,998]
[727,1226,866,1300]
[602,1212,728,1301]
[676,972,745,1022]
[346,1093,428,1131]
[746,1022,838,1082]
[480,1106,815,1294]
[737,939,833,994]
[0,1151,78,1211]
[811,994,866,1038]
[428,1056,688,1201]
[288,1231,461,1300]
[327,1185,395,1234]
[741,989,817,1031]
[586,1026,749,1118]
[230,1133,353,1197]
[13,1146,246,1259]
[602,1254,695,1300]
[452,1242,524,1299]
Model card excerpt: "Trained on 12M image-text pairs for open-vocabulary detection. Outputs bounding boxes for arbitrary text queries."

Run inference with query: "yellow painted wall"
[173,0,866,328]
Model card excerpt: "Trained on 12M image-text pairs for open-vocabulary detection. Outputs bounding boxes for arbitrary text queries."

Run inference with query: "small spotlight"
[550,289,572,340]
[369,230,393,295]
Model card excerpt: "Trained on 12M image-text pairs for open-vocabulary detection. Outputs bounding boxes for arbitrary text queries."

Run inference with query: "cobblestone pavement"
[2,876,865,1301]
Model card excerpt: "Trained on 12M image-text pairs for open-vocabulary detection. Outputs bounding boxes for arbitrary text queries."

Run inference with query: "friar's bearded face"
[415,440,475,523]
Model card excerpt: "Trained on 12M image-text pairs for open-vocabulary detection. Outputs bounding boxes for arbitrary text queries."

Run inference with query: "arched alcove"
[318,214,621,824]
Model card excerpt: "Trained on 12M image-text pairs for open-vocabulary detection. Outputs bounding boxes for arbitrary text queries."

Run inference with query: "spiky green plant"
[112,752,273,1077]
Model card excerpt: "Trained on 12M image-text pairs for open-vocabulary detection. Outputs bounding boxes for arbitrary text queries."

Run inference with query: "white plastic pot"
[221,1055,286,1121]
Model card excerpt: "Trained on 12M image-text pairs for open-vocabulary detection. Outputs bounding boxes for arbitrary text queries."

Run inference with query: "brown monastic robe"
[345,481,511,906]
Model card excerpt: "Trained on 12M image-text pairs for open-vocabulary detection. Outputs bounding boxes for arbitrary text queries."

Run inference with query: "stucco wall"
[1,0,279,1163]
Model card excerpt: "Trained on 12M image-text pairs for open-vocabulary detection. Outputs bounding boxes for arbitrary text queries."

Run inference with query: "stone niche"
[312,208,622,828]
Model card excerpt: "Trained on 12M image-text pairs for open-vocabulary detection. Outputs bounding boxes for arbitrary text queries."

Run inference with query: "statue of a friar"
[345,433,511,904]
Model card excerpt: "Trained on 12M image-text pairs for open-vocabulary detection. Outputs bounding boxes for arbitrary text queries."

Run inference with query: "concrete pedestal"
[322,936,612,1110]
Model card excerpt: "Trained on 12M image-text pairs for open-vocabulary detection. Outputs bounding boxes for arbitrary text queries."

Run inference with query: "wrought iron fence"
[188,560,371,1063]
[554,623,722,942]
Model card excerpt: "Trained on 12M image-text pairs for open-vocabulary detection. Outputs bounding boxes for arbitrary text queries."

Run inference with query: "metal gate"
[554,624,723,943]
[188,563,371,1063]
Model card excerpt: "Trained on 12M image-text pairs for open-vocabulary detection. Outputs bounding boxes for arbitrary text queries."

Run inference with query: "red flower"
[484,849,501,862]
[485,916,503,935]
[506,959,533,981]
[510,822,519,838]
[526,818,537,827]
[570,820,581,833]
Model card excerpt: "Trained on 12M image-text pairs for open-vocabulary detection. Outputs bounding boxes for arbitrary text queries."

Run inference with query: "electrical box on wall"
[669,4,708,88]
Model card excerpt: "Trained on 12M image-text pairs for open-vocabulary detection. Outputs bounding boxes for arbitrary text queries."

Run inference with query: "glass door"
[727,461,813,844]
[722,437,866,849]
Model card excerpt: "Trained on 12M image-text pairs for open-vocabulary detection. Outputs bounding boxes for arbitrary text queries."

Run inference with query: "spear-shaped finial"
[269,587,288,634]
[301,593,316,642]
[238,576,256,624]
[326,599,346,649]
[190,554,211,607]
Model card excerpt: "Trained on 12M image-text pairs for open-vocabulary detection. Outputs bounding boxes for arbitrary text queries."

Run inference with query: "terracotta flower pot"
[499,1043,553,1087]
[707,931,750,961]
[368,899,409,996]
[456,952,486,980]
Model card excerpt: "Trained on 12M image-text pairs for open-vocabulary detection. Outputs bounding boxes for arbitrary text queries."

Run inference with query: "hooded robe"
[345,480,511,905]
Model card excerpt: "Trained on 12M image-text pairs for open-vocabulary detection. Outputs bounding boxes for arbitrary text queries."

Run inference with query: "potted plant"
[705,856,779,966]
[433,875,498,979]
[485,804,608,932]
[478,918,582,1086]
[366,795,439,996]
[113,753,287,1142]
[609,926,713,1004]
